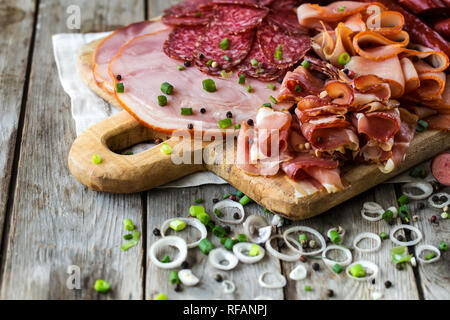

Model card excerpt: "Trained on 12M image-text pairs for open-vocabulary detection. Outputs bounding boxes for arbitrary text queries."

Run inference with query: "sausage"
[433,18,450,41]
[431,152,450,186]
[398,0,446,15]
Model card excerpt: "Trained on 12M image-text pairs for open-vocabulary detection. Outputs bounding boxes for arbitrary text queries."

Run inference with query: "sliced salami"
[269,0,301,11]
[257,21,310,68]
[213,4,269,34]
[162,13,212,26]
[266,9,309,36]
[163,0,212,18]
[209,0,266,8]
[164,26,205,62]
[194,21,254,73]
[238,40,285,81]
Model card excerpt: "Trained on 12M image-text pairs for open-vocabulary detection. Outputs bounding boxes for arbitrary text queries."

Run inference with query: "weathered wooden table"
[0,0,448,300]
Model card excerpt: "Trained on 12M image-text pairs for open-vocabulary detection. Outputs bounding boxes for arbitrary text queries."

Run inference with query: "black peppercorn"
[200,108,206,114]
[214,274,223,282]
[418,202,425,210]
[184,60,191,67]
[432,195,439,202]
[213,198,219,203]
[226,111,232,118]
[181,261,189,269]
[116,74,122,81]
[174,283,182,292]
[247,119,254,126]
[187,123,193,129]
[152,228,161,236]
[233,212,240,219]
[277,78,283,84]
[371,279,376,285]
[327,289,334,297]
[312,263,320,271]
[384,281,392,288]
[397,235,405,242]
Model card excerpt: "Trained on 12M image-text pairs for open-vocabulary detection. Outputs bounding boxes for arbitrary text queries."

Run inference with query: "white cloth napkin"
[52,32,435,188]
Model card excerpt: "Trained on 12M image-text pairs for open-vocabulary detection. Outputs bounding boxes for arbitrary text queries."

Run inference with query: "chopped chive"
[92,153,102,164]
[301,60,310,69]
[154,293,167,300]
[269,96,277,104]
[264,208,273,214]
[332,264,343,274]
[169,219,187,231]
[338,52,350,66]
[169,271,180,284]
[267,84,276,90]
[177,65,185,71]
[160,142,173,155]
[398,194,409,205]
[160,82,174,95]
[161,255,171,263]
[249,244,260,256]
[181,107,193,115]
[123,151,133,155]
[223,238,235,250]
[123,234,133,240]
[197,212,211,225]
[189,205,205,217]
[219,118,232,129]
[214,208,223,217]
[223,193,232,199]
[329,230,342,244]
[199,238,214,255]
[425,252,436,260]
[158,95,167,106]
[274,44,283,61]
[256,67,262,74]
[120,230,140,251]
[202,79,217,92]
[337,5,347,11]
[239,195,251,206]
[234,123,241,129]
[116,82,124,93]
[206,59,213,66]
[123,218,134,231]
[224,55,230,61]
[246,85,253,93]
[237,234,247,242]
[220,38,230,50]
[94,280,111,293]
[294,84,303,92]
[439,241,448,251]
[380,232,388,240]
[236,190,244,197]
[299,233,308,242]
[262,103,272,108]
[239,73,246,84]
[212,225,226,238]
[349,264,365,277]
[304,285,312,291]
[250,58,259,66]
[195,198,203,204]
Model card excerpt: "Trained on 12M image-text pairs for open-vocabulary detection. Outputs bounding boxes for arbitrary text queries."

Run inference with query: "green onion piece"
[269,96,277,104]
[158,95,167,106]
[301,60,310,69]
[160,82,174,95]
[219,38,230,50]
[219,118,232,129]
[274,44,283,61]
[120,230,140,251]
[197,212,211,225]
[123,151,133,155]
[123,218,134,231]
[237,234,247,242]
[224,238,235,250]
[238,73,245,84]
[161,255,171,263]
[439,241,448,251]
[202,79,217,92]
[123,234,133,240]
[239,195,252,206]
[199,238,214,255]
[116,83,124,93]
[92,153,102,164]
[206,221,215,231]
[264,208,273,214]
[223,193,232,199]
[206,59,213,66]
[390,246,413,264]
[154,293,167,300]
[337,5,347,11]
[189,205,205,217]
[442,212,449,219]
[398,194,409,205]
[220,238,227,245]
[195,198,203,204]
[177,65,185,71]
[223,55,230,61]
[94,280,111,293]
[181,107,193,115]
[169,219,187,232]
[250,58,259,66]
[298,233,308,242]
[267,84,276,90]
[416,119,428,132]
[262,103,272,108]
[304,285,312,291]
[213,225,226,238]
[382,209,394,221]
[380,232,388,240]
[214,208,223,217]
[349,264,365,277]
[236,190,244,198]
[246,85,253,93]
[169,271,180,284]
[294,84,303,92]
[329,230,342,244]
[234,123,241,129]
[160,142,173,155]
[332,264,343,274]
[398,204,410,222]
[425,252,436,260]
[256,67,262,74]
[337,52,351,66]
[249,244,260,256]
[409,166,427,178]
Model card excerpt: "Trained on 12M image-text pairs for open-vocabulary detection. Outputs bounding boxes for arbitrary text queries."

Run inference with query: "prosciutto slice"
[93,21,170,93]
[353,108,401,143]
[109,30,290,134]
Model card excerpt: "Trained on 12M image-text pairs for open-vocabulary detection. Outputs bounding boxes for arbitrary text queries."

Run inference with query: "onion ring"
[178,269,199,286]
[258,271,287,289]
[289,265,308,280]
[361,202,384,221]
[222,280,236,294]
[428,192,450,209]
[265,235,302,262]
[213,199,245,225]
[161,217,207,248]
[149,236,187,269]
[208,248,239,271]
[243,215,272,244]
[232,242,265,264]
[390,224,423,246]
[327,227,346,239]
[322,245,353,267]
[346,260,379,282]
[402,182,433,200]
[353,232,382,253]
[283,226,326,256]
[416,244,441,264]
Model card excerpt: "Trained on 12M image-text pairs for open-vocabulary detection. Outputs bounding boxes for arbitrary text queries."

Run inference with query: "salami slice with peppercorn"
[213,4,269,34]
[257,21,311,68]
[194,21,255,74]
[164,25,205,61]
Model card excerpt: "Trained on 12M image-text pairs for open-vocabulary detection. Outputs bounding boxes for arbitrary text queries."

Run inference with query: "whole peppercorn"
[430,215,437,223]
[174,283,182,292]
[187,123,194,130]
[226,111,233,118]
[384,281,392,288]
[312,263,320,271]
[184,60,191,67]
[397,235,405,242]
[181,261,189,269]
[327,289,334,297]
[152,228,161,236]
[214,274,223,282]
[212,198,219,203]
[371,279,376,285]
[233,212,240,220]
[116,74,122,81]
[418,202,425,210]
[200,108,206,114]
[247,119,254,126]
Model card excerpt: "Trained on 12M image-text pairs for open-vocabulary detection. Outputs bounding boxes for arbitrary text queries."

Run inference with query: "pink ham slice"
[109,30,290,134]
[93,21,170,93]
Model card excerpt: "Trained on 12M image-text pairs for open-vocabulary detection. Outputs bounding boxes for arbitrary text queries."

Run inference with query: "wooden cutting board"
[69,37,450,220]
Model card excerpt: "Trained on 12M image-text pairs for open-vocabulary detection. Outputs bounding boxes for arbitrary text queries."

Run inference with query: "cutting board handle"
[68,110,205,193]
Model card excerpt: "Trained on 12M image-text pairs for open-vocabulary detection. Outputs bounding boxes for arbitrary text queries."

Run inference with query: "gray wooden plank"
[146,185,284,300]
[281,184,420,300]
[409,185,450,300]
[0,0,146,300]
[148,0,180,18]
[0,0,35,252]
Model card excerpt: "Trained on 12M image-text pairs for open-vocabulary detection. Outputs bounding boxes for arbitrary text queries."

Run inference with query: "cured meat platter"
[69,0,450,220]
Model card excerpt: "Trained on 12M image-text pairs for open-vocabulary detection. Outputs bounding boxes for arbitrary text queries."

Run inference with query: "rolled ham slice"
[109,30,290,134]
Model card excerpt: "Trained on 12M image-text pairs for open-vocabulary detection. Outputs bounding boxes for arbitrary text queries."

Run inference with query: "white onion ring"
[428,192,450,209]
[208,248,239,271]
[265,235,302,262]
[416,244,441,264]
[178,269,199,286]
[327,227,346,239]
[149,236,187,269]
[283,226,326,256]
[322,245,353,267]
[390,225,423,246]
[402,182,433,200]
[346,260,379,282]
[258,271,287,288]
[222,280,236,294]
[289,265,308,280]
[353,232,381,253]
[213,199,245,225]
[243,215,272,244]
[161,217,207,248]
[361,202,384,221]
[233,242,265,264]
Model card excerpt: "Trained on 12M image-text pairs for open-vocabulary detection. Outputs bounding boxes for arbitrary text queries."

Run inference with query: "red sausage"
[398,0,446,15]
[434,18,450,41]
[431,152,450,186]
